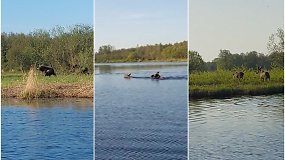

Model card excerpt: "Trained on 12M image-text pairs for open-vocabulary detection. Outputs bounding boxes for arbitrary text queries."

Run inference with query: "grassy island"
[189,69,284,99]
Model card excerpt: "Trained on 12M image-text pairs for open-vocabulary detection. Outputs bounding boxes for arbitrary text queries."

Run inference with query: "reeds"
[21,66,39,99]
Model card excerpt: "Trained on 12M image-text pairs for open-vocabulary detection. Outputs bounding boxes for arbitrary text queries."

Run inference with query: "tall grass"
[189,68,284,99]
[20,66,40,99]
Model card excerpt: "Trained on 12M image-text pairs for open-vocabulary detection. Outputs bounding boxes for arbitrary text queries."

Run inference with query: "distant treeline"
[189,28,284,73]
[95,41,187,63]
[1,24,93,73]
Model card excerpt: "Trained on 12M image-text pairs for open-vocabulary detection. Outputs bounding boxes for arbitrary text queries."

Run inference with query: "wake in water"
[125,75,187,80]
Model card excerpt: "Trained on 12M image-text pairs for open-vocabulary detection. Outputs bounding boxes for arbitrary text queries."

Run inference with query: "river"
[95,62,188,159]
[1,98,93,160]
[189,94,284,160]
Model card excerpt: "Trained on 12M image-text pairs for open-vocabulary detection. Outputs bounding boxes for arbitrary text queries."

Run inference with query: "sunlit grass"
[189,68,284,98]
[2,72,93,87]
[1,71,93,99]
[1,73,24,87]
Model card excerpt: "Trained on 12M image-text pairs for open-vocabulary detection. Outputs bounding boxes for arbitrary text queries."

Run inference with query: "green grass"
[36,74,92,84]
[189,69,284,99]
[1,72,24,87]
[2,71,93,99]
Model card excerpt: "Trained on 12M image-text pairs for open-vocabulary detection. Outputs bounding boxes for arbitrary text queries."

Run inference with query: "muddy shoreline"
[1,83,93,99]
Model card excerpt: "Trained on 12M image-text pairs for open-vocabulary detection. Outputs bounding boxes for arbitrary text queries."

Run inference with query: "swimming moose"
[256,66,270,81]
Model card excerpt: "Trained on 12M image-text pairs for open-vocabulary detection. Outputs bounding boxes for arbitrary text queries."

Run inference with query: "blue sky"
[95,0,187,51]
[1,0,93,33]
[3,0,279,60]
[189,0,284,61]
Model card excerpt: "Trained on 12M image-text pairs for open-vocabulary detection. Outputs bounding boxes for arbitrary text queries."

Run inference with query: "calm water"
[189,94,284,160]
[1,98,93,160]
[95,62,188,159]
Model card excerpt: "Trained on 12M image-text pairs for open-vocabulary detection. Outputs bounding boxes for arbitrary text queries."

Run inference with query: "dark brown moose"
[38,65,56,77]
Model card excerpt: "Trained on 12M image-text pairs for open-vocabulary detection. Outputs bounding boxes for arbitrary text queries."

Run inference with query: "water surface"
[189,94,284,160]
[1,98,93,160]
[95,62,188,159]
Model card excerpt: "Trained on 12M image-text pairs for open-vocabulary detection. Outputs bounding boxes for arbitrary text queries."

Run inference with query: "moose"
[81,67,89,75]
[233,71,244,80]
[256,66,270,81]
[38,65,56,77]
[71,64,89,75]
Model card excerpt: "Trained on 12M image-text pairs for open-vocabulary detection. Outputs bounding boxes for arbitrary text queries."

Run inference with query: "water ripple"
[189,94,284,160]
[2,101,93,160]
[95,65,187,159]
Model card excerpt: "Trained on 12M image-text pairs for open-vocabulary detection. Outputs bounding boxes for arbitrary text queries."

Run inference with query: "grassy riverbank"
[189,69,284,99]
[95,58,187,63]
[1,71,93,99]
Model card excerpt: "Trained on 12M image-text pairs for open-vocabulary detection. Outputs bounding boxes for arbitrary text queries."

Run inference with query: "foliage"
[267,28,284,54]
[190,50,280,71]
[98,45,114,54]
[95,41,187,63]
[269,51,284,68]
[189,51,205,73]
[1,24,94,73]
[214,50,272,70]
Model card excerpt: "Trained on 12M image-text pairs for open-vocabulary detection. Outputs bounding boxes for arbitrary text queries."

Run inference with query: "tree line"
[1,24,93,73]
[189,28,284,73]
[95,41,187,63]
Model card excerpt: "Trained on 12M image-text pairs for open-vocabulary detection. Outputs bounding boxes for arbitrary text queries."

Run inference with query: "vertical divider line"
[187,0,190,159]
[93,0,96,159]
[0,0,2,159]
[283,0,285,157]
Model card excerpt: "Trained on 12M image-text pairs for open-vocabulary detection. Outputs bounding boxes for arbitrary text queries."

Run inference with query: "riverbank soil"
[2,83,93,98]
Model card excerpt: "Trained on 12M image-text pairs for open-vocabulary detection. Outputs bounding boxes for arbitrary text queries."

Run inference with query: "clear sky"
[1,0,93,33]
[189,0,284,62]
[95,0,187,52]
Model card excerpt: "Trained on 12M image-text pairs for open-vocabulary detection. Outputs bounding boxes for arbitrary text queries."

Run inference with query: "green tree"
[267,28,284,54]
[269,52,284,68]
[98,45,114,54]
[216,50,232,70]
[2,24,93,73]
[95,41,187,63]
[267,28,284,69]
[204,62,217,71]
[189,51,205,73]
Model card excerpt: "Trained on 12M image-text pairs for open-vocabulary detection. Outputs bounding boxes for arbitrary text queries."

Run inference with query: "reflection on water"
[1,98,93,109]
[1,98,93,160]
[95,62,187,159]
[189,94,284,160]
